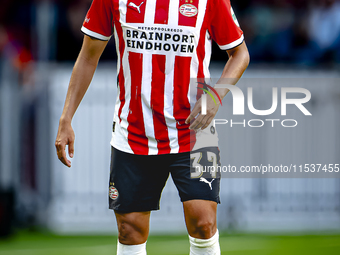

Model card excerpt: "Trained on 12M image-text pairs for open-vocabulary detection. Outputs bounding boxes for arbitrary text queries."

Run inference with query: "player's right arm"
[55,35,108,167]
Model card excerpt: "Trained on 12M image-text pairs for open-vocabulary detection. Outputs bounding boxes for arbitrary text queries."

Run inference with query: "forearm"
[60,55,98,123]
[56,36,107,167]
[59,36,107,124]
[215,42,250,100]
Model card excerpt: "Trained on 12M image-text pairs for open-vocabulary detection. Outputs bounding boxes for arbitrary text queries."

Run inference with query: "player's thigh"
[115,210,151,244]
[170,147,221,238]
[183,200,217,239]
[171,147,221,203]
[109,147,170,212]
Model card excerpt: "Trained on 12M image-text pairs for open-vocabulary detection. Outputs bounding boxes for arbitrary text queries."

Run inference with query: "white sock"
[189,229,220,255]
[117,240,147,255]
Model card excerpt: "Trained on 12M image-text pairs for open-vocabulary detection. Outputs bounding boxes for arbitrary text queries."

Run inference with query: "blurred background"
[1,0,340,254]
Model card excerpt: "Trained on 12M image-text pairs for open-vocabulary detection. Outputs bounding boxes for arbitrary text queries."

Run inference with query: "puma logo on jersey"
[199,177,215,190]
[128,1,144,13]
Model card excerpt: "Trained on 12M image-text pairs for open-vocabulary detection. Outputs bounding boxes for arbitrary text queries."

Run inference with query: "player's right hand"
[55,119,75,168]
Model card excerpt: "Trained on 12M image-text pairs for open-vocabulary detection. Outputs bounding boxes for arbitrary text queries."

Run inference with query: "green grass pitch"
[0,231,340,255]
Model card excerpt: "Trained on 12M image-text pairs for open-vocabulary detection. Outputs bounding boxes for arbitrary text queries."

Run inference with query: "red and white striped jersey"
[81,0,244,155]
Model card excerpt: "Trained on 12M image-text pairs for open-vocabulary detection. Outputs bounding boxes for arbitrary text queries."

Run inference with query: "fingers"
[192,113,216,131]
[201,115,214,130]
[190,114,210,131]
[68,140,74,158]
[185,100,201,125]
[55,122,75,168]
[55,139,72,168]
[187,97,219,131]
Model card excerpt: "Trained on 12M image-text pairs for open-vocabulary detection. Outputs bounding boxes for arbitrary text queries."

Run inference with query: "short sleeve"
[208,0,244,50]
[81,0,113,41]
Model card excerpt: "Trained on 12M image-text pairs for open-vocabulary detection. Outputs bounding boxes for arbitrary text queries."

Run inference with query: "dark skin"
[55,35,249,244]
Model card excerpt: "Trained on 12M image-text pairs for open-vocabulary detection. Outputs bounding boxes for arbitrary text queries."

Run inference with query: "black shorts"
[108,147,221,212]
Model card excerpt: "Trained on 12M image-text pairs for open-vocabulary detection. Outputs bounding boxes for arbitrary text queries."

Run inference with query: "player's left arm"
[186,41,250,130]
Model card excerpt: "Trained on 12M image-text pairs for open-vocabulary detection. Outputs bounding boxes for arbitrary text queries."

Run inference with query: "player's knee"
[194,219,216,239]
[115,211,150,245]
[118,220,131,242]
[118,220,148,244]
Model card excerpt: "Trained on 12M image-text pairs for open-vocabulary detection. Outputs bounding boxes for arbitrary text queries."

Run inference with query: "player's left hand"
[185,95,221,131]
[55,119,75,168]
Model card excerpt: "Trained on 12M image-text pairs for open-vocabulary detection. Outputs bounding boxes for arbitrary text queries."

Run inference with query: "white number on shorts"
[207,151,218,178]
[191,152,203,178]
[190,151,218,178]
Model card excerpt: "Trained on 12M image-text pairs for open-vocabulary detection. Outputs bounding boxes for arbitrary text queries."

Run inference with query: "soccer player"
[55,0,249,254]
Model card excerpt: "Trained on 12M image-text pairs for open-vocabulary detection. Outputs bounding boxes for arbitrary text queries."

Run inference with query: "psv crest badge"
[109,186,119,200]
[179,4,198,17]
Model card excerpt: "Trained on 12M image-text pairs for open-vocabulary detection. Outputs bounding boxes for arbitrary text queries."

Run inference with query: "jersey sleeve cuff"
[81,26,112,41]
[218,34,244,50]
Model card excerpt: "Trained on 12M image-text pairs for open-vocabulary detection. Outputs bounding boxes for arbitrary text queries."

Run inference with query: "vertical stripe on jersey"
[203,30,212,78]
[151,55,171,154]
[113,0,127,123]
[145,0,156,24]
[178,0,199,27]
[168,0,180,26]
[113,29,122,120]
[173,56,191,153]
[141,54,158,154]
[164,0,180,153]
[196,0,211,80]
[188,0,209,151]
[127,52,149,154]
[126,0,147,23]
[115,27,126,123]
[164,55,179,153]
[154,0,170,24]
[195,0,209,100]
